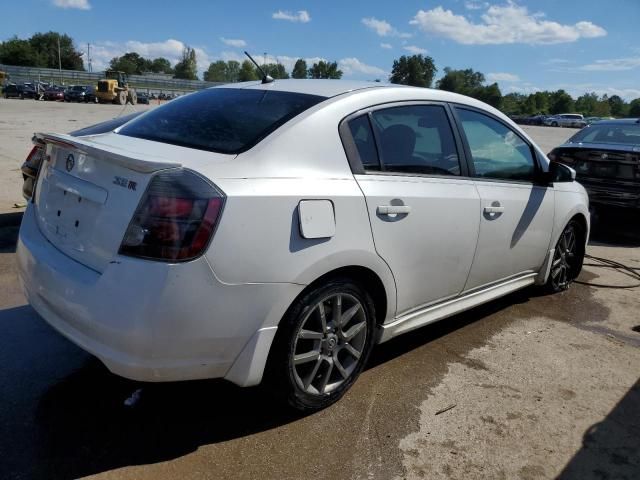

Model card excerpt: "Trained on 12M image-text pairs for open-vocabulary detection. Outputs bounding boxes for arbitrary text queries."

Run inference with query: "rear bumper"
[580,181,640,209]
[17,205,302,385]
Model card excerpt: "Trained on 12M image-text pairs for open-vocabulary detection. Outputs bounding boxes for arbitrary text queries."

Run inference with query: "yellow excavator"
[96,70,137,105]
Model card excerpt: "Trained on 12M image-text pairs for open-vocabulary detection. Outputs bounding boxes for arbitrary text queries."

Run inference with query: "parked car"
[545,114,587,128]
[548,118,640,210]
[136,92,150,104]
[527,114,550,126]
[64,85,90,102]
[3,83,38,99]
[585,116,602,125]
[84,85,98,103]
[17,80,589,410]
[43,86,64,101]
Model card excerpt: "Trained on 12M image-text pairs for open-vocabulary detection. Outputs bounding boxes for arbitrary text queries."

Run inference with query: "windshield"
[118,88,326,154]
[569,124,640,146]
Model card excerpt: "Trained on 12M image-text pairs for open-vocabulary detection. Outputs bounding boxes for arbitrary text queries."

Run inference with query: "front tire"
[266,278,376,411]
[545,220,584,293]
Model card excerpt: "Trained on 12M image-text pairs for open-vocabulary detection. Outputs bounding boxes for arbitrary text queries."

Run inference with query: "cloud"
[486,72,520,82]
[465,1,488,10]
[272,10,311,23]
[338,58,387,77]
[380,43,393,49]
[579,57,640,71]
[410,3,607,45]
[361,17,412,38]
[220,37,247,48]
[52,0,90,9]
[403,45,428,55]
[88,39,211,74]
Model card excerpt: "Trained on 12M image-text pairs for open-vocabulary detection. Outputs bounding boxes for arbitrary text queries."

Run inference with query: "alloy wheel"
[291,293,368,396]
[550,224,577,291]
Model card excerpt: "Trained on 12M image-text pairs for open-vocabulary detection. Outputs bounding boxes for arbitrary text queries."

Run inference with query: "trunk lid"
[556,145,640,183]
[33,132,183,272]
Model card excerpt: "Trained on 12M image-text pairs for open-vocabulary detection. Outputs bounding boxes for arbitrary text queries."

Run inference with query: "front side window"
[368,105,461,176]
[456,108,536,182]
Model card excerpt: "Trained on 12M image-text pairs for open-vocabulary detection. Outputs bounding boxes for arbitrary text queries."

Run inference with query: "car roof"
[211,79,396,98]
[591,118,640,125]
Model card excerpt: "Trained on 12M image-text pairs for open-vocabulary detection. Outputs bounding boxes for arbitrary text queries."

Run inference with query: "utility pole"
[87,42,91,72]
[263,52,267,66]
[57,36,62,84]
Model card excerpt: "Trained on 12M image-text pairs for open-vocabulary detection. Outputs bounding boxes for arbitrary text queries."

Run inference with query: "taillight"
[22,144,45,200]
[119,169,225,262]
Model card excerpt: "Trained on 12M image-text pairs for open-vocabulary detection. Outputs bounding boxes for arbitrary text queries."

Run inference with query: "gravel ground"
[0,100,638,480]
[0,98,156,213]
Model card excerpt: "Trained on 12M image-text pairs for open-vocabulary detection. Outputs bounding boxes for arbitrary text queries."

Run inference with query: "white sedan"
[17,80,589,410]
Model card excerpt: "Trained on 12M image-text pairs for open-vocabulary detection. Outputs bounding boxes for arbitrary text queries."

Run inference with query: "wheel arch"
[224,263,395,388]
[294,265,390,327]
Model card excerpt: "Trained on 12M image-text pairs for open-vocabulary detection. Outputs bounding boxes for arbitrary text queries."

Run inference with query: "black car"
[136,92,150,104]
[84,85,98,103]
[3,84,37,99]
[548,119,640,210]
[64,85,89,102]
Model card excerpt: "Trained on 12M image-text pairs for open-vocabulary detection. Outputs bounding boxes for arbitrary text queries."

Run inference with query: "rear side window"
[368,105,461,176]
[348,115,380,170]
[118,88,326,154]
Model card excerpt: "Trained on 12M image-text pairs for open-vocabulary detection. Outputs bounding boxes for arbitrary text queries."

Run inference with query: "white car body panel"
[355,174,480,315]
[16,80,590,387]
[463,182,554,290]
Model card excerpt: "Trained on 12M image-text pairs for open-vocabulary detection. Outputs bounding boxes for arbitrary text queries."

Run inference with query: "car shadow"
[557,379,640,479]
[0,287,539,480]
[589,207,640,247]
[0,211,22,254]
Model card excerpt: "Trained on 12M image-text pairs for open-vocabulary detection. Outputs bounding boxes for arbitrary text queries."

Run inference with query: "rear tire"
[266,277,376,411]
[544,220,584,293]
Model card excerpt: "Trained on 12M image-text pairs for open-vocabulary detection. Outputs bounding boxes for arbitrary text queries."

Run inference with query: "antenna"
[244,51,274,84]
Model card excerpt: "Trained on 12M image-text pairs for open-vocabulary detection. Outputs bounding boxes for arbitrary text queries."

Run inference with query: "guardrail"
[0,64,223,94]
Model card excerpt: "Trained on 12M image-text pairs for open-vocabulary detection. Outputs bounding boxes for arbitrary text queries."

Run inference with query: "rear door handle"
[483,205,505,214]
[377,205,411,215]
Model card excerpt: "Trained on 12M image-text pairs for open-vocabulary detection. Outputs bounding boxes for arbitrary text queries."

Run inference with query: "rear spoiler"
[34,132,182,174]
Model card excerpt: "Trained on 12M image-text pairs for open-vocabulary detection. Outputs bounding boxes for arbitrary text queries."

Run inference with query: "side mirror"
[548,161,576,183]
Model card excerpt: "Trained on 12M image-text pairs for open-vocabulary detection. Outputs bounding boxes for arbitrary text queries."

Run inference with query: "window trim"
[339,101,470,179]
[449,103,544,185]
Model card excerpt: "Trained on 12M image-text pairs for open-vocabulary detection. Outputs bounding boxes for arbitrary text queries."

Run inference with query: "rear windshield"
[569,124,640,145]
[118,88,326,154]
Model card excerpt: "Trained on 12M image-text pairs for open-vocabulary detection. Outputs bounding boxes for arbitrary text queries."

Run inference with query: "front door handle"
[377,205,412,215]
[483,204,505,214]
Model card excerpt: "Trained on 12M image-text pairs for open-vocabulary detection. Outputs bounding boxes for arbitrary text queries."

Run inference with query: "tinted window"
[569,124,640,145]
[348,115,380,170]
[118,88,326,154]
[457,108,535,181]
[369,105,461,176]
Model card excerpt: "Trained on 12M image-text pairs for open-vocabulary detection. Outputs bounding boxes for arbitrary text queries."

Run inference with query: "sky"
[1,0,639,100]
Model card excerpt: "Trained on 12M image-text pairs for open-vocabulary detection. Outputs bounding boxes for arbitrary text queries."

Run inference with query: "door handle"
[483,205,505,214]
[377,205,411,215]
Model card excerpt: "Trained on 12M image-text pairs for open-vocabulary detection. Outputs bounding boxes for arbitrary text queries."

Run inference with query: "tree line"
[1,31,639,116]
[203,58,342,82]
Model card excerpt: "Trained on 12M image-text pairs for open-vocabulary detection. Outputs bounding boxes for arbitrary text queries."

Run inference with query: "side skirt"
[377,273,537,343]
